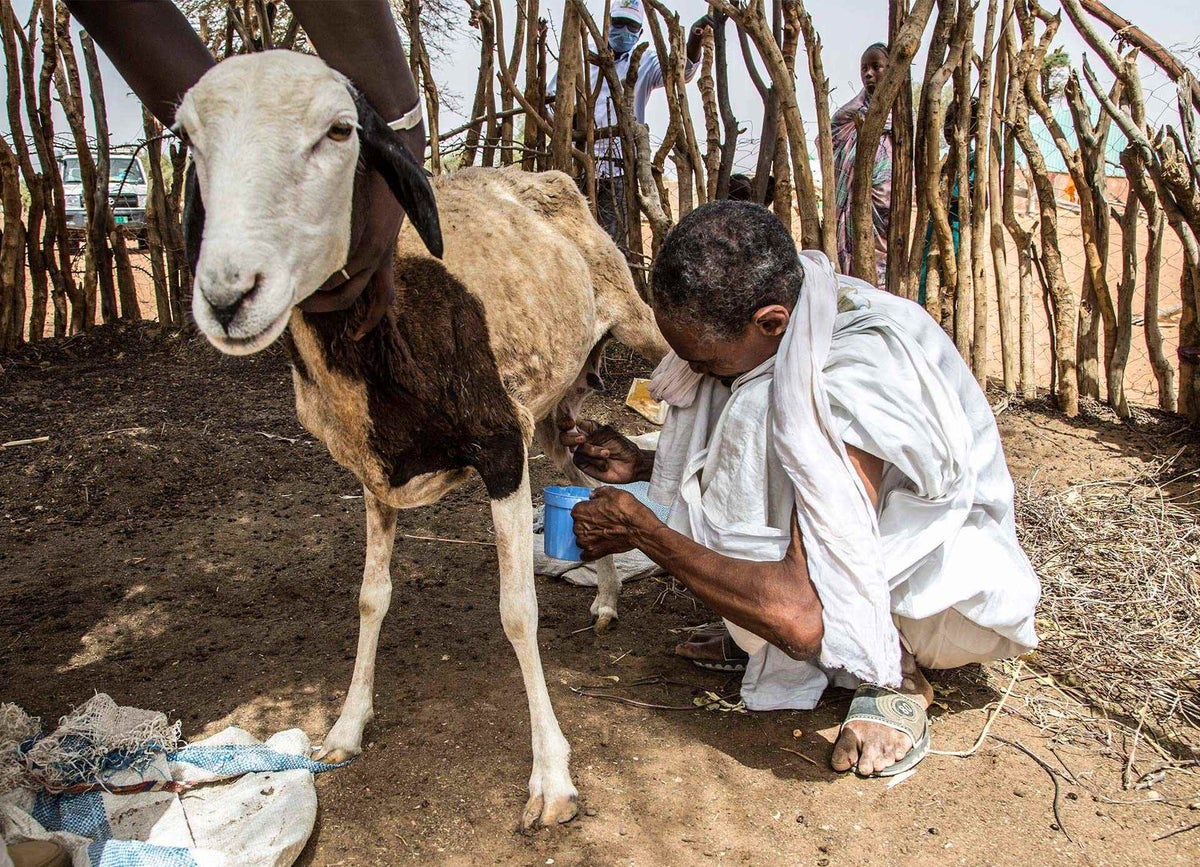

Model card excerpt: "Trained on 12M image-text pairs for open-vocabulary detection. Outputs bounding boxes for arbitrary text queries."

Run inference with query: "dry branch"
[886,0,916,299]
[1016,472,1200,755]
[1010,0,1079,415]
[711,0,820,248]
[1079,54,1200,419]
[971,0,1000,385]
[1125,147,1177,412]
[848,0,935,283]
[81,31,138,322]
[991,0,1018,393]
[1071,0,1200,114]
[795,1,836,264]
[950,4,975,362]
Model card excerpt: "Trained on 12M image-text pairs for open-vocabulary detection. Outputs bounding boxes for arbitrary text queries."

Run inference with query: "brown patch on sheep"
[287,166,666,506]
[300,256,527,501]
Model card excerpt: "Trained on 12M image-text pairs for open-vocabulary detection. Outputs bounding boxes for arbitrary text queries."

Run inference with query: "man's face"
[608,17,641,53]
[655,306,790,386]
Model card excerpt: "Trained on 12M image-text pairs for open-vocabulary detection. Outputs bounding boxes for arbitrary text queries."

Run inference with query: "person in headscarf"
[832,42,893,289]
[546,0,711,247]
[559,202,1039,778]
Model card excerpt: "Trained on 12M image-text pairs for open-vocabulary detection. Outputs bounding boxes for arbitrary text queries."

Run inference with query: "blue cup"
[543,485,591,561]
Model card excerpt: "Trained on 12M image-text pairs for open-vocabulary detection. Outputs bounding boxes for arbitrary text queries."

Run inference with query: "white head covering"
[610,0,645,27]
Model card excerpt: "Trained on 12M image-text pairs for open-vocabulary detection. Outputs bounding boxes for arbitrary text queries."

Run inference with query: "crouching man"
[562,201,1039,777]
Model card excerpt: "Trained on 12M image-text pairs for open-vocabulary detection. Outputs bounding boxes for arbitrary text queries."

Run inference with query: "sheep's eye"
[327,121,354,142]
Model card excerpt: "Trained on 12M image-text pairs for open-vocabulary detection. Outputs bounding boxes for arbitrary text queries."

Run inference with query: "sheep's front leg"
[589,555,620,632]
[492,460,579,828]
[316,486,397,762]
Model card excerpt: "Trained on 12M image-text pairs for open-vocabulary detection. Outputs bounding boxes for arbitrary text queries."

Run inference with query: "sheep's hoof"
[313,744,360,764]
[592,606,618,633]
[521,791,579,830]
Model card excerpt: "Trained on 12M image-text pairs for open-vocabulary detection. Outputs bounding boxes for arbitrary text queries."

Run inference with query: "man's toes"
[829,726,861,773]
[856,739,889,776]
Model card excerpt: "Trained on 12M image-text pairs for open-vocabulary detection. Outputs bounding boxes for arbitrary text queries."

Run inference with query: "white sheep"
[174,50,666,828]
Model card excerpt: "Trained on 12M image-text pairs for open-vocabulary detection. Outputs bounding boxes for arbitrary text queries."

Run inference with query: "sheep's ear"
[182,162,205,275]
[352,90,444,259]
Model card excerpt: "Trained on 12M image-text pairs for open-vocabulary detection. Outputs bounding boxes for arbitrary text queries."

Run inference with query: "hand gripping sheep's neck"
[175,51,667,828]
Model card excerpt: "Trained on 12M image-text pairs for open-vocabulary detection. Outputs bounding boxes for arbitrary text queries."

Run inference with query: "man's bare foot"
[830,648,933,776]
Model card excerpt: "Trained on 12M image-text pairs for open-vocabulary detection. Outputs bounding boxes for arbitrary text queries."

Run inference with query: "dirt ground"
[2,325,1199,866]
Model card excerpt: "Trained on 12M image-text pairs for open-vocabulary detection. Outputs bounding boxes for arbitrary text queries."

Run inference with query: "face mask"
[608,26,639,55]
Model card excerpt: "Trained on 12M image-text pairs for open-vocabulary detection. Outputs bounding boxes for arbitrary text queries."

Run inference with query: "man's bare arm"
[635,511,824,659]
[64,0,214,127]
[572,444,885,660]
[287,0,425,158]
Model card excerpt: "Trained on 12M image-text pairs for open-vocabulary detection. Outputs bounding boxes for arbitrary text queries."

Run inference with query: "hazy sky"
[4,0,1198,174]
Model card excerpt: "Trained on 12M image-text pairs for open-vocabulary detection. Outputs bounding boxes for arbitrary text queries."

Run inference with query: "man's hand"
[687,14,716,62]
[571,487,658,560]
[300,168,402,315]
[558,418,644,484]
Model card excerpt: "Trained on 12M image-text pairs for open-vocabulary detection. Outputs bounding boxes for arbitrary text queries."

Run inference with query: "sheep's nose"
[203,271,262,330]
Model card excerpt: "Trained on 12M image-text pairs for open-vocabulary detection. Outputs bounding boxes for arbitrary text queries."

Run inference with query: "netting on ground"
[1,693,182,794]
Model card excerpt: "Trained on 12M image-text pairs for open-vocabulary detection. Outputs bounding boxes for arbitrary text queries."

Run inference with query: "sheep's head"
[175,51,441,355]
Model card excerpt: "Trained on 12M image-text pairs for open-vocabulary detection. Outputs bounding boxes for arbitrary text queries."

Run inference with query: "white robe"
[648,252,1039,710]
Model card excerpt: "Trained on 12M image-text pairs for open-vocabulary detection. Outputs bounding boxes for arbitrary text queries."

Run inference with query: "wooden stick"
[971,0,1001,386]
[397,533,495,547]
[847,0,936,283]
[2,436,50,448]
[1010,2,1079,415]
[991,736,1075,843]
[931,660,1022,757]
[1155,821,1200,842]
[886,0,916,299]
[1071,0,1200,114]
[795,1,836,265]
[780,746,821,767]
[990,0,1018,392]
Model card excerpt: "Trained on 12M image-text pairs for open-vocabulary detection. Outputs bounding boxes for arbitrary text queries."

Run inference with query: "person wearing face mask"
[546,0,712,247]
[831,41,894,289]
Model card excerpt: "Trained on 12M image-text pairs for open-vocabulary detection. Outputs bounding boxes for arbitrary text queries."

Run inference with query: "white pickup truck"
[60,153,149,249]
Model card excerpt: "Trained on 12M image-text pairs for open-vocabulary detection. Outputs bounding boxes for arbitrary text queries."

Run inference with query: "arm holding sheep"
[65,0,426,309]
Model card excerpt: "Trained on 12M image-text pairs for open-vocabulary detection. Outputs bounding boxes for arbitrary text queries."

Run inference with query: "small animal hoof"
[313,745,361,764]
[592,606,619,633]
[522,792,579,829]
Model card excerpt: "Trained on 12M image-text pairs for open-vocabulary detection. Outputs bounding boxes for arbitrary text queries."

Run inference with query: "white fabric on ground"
[1,696,336,867]
[648,251,1039,710]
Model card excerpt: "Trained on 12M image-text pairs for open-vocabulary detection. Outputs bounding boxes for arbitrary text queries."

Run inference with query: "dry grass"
[1015,463,1200,758]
